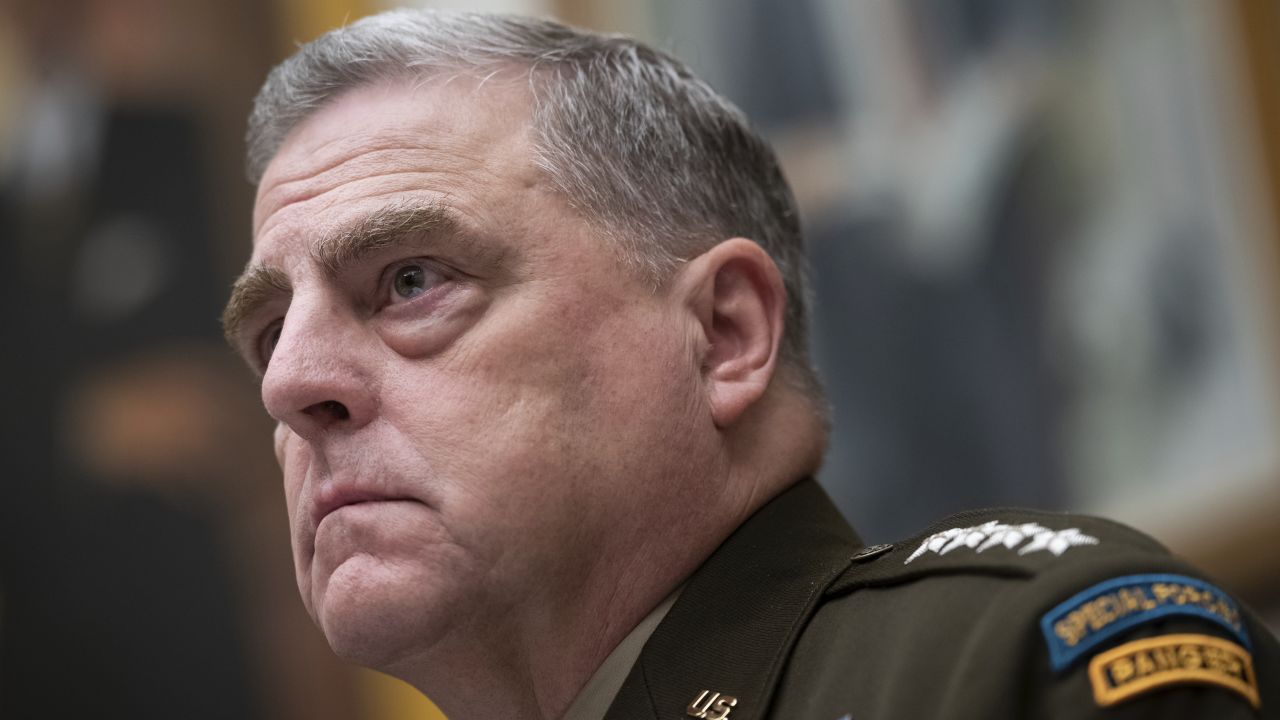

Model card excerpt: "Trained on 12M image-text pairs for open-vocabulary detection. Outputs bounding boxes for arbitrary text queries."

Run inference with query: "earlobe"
[677,238,785,428]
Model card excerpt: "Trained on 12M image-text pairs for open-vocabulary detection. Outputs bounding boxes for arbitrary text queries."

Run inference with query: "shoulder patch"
[904,520,1098,565]
[1087,633,1259,709]
[1040,573,1250,672]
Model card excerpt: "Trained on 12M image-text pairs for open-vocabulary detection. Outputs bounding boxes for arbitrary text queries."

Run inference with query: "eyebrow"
[311,200,462,278]
[221,201,471,355]
[221,265,291,352]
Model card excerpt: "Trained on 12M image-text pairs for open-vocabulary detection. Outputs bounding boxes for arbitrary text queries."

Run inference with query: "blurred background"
[2,0,1278,717]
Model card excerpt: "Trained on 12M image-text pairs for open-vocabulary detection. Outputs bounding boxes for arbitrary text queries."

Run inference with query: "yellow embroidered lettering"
[1096,596,1120,625]
[1056,616,1086,647]
[1088,634,1259,709]
[1079,602,1100,632]
[1109,657,1136,683]
[1151,646,1178,672]
[1134,651,1157,677]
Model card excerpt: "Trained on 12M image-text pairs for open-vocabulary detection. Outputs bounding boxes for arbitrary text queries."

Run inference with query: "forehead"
[252,74,539,249]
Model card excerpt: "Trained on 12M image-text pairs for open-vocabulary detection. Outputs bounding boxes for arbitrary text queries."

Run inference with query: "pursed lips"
[310,484,414,530]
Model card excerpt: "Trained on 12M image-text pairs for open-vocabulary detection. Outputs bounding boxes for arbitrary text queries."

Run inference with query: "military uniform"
[602,480,1280,719]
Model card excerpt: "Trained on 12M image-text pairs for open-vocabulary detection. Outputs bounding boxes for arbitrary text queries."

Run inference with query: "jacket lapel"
[603,479,861,720]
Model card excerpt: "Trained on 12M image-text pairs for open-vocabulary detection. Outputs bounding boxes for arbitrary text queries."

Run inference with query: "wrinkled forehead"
[251,73,539,241]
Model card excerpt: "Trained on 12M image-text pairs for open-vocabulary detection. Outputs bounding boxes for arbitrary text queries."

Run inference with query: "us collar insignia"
[687,690,738,720]
[904,520,1099,564]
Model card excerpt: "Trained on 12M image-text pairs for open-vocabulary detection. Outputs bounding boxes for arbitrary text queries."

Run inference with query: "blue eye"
[394,265,427,298]
[389,262,448,304]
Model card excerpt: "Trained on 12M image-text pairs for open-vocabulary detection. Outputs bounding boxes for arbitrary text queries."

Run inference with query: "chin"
[313,554,456,670]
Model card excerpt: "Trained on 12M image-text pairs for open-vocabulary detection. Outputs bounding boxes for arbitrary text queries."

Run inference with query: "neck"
[388,532,711,719]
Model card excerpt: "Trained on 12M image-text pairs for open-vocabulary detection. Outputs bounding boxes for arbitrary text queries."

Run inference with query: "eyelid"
[232,309,282,375]
[255,317,285,372]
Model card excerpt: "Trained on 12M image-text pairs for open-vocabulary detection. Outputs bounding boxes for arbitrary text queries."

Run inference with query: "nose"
[261,299,377,442]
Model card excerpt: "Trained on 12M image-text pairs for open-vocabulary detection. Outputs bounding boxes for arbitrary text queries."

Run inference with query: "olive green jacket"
[603,479,1279,719]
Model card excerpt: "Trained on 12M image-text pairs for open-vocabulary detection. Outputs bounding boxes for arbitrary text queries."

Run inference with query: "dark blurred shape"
[650,0,1074,540]
[811,120,1072,539]
[0,109,264,717]
[2,486,261,718]
[716,0,841,132]
[1,1,387,716]
[70,109,223,362]
[0,9,261,710]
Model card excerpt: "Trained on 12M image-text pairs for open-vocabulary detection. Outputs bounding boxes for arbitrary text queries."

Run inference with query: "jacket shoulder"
[768,508,1278,719]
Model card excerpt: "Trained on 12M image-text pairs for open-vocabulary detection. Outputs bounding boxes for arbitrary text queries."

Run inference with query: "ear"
[675,237,786,428]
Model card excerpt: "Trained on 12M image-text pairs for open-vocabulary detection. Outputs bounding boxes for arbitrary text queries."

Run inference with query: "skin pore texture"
[231,74,825,720]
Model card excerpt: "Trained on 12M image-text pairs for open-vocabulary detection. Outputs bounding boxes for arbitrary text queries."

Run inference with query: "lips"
[311,485,408,529]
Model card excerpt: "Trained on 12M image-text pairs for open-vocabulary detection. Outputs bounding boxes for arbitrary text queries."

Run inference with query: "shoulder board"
[827,508,1170,594]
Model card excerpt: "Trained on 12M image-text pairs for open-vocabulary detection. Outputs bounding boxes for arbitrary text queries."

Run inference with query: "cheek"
[275,427,308,519]
[378,284,488,358]
[462,299,690,461]
[382,280,697,483]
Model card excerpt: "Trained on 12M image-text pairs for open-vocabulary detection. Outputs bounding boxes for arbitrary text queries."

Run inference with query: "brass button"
[850,544,893,563]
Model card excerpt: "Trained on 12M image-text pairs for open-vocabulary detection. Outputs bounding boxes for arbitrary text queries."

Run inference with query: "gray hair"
[248,9,822,398]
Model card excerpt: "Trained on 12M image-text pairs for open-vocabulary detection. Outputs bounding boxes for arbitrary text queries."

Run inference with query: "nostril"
[321,400,350,420]
[305,399,351,423]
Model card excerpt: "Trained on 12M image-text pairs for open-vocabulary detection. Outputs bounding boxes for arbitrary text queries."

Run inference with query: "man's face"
[228,77,714,666]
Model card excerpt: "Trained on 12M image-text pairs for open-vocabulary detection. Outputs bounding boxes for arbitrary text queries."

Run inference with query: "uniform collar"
[562,586,682,720]
[603,478,862,720]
